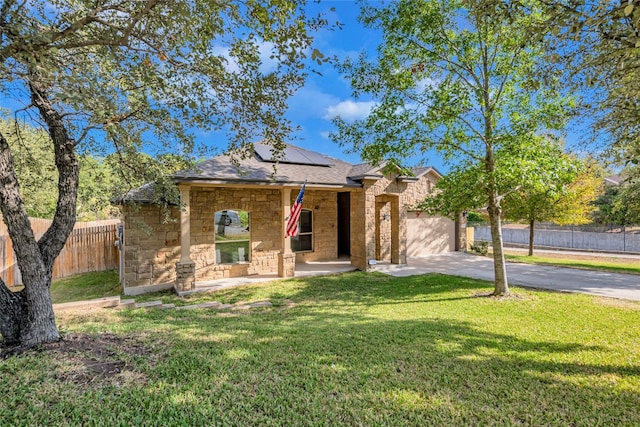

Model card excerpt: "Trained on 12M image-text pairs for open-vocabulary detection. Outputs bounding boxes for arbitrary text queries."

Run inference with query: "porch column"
[278,187,295,277]
[391,196,406,264]
[364,192,377,269]
[175,184,195,292]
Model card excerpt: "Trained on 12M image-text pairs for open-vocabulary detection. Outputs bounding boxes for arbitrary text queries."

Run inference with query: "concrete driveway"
[375,252,640,301]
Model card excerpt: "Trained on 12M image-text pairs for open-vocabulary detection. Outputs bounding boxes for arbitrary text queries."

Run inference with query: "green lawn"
[50,270,121,304]
[2,272,640,426]
[504,252,640,275]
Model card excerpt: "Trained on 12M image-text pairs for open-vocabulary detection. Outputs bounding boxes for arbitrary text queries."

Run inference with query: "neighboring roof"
[115,141,442,203]
[412,166,444,179]
[604,175,621,186]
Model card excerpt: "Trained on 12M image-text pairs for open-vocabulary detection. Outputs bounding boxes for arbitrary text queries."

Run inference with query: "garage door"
[406,212,455,256]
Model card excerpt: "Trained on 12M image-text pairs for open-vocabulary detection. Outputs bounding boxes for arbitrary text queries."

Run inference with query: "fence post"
[571,226,574,249]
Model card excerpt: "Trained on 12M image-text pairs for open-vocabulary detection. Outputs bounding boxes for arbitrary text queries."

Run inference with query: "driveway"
[375,252,640,301]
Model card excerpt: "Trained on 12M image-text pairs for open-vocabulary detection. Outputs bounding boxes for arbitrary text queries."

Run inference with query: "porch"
[177,260,356,297]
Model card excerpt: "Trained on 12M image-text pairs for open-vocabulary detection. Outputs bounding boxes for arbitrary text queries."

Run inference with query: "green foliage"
[465,211,485,223]
[544,2,640,166]
[501,141,599,227]
[593,166,640,225]
[1,118,125,220]
[1,0,330,204]
[332,0,574,293]
[0,118,58,218]
[3,272,640,425]
[470,240,489,256]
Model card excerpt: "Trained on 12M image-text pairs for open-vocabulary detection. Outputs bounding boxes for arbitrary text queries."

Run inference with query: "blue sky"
[255,1,592,174]
[281,1,384,167]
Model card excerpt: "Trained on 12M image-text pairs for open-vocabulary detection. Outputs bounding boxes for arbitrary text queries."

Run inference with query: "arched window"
[214,210,250,263]
[291,209,313,252]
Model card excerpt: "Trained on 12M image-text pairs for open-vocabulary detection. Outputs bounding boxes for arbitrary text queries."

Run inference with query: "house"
[115,142,464,295]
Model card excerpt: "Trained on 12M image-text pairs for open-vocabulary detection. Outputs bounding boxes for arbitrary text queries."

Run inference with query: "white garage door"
[406,212,455,256]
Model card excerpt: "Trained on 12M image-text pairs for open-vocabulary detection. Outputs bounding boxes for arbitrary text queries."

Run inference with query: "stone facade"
[349,170,441,271]
[292,190,338,262]
[120,169,451,294]
[122,204,181,289]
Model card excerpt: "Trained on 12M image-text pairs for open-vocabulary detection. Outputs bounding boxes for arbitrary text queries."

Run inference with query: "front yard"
[2,272,639,426]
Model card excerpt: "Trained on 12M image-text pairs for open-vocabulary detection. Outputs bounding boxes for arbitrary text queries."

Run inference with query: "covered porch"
[176,260,356,297]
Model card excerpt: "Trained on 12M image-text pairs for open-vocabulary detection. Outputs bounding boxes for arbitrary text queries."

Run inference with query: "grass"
[502,251,640,275]
[50,270,121,304]
[2,271,640,426]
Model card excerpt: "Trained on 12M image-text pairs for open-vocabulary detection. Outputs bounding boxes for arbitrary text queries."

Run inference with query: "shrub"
[470,240,489,255]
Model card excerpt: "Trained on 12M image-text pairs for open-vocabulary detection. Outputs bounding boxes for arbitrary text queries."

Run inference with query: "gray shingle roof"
[114,142,442,203]
[174,146,361,187]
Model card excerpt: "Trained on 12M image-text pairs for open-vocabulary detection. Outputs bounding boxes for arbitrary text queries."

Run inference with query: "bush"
[470,240,489,256]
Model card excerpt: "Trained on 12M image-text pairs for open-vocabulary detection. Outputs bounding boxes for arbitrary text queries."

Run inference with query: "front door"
[337,192,350,257]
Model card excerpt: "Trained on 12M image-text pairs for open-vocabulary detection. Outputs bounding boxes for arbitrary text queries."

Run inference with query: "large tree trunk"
[528,219,535,256]
[487,193,509,296]
[0,73,79,349]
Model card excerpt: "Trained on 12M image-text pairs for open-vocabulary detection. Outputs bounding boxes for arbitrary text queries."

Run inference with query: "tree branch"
[27,71,78,273]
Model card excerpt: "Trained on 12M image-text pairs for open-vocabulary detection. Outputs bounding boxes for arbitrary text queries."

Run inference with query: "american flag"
[286,183,306,237]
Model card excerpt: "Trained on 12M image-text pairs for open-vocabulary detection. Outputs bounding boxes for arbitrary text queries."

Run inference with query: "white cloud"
[415,77,440,92]
[209,41,280,74]
[323,99,377,121]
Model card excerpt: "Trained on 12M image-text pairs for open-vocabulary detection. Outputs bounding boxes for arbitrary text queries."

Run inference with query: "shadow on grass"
[8,271,637,426]
[68,306,639,426]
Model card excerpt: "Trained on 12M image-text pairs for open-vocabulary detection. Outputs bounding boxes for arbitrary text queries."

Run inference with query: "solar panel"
[254,143,334,166]
[254,143,277,162]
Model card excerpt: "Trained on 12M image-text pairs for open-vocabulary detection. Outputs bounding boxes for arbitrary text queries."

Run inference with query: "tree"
[502,147,600,256]
[332,0,572,295]
[0,0,328,349]
[543,1,640,165]
[593,165,640,226]
[0,117,58,218]
[2,118,125,220]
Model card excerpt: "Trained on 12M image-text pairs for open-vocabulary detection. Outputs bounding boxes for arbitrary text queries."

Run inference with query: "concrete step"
[175,301,222,310]
[53,296,121,313]
[134,300,164,309]
[117,299,136,309]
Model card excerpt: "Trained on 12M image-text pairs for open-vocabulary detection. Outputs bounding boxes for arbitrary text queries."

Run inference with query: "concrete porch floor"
[179,260,356,297]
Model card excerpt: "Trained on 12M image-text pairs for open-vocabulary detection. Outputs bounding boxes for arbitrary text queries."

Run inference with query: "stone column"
[364,191,377,270]
[391,196,406,264]
[278,187,295,277]
[175,185,195,292]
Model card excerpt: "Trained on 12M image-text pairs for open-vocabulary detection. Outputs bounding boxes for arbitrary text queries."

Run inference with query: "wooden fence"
[0,219,120,287]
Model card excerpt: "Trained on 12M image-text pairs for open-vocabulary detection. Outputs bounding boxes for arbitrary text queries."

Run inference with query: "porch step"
[369,263,409,273]
[53,296,121,313]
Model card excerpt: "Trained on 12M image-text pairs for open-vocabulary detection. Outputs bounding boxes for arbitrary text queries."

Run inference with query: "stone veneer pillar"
[175,185,196,292]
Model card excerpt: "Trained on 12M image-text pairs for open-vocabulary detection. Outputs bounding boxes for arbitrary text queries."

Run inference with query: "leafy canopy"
[1,0,330,190]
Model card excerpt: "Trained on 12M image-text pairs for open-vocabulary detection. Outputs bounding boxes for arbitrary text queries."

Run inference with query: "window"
[291,209,313,252]
[214,210,250,263]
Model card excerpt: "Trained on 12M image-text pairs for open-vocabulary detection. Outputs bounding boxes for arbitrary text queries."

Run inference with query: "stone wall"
[293,190,338,262]
[350,171,440,269]
[123,186,346,291]
[122,205,181,289]
[122,170,447,291]
[189,186,282,280]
